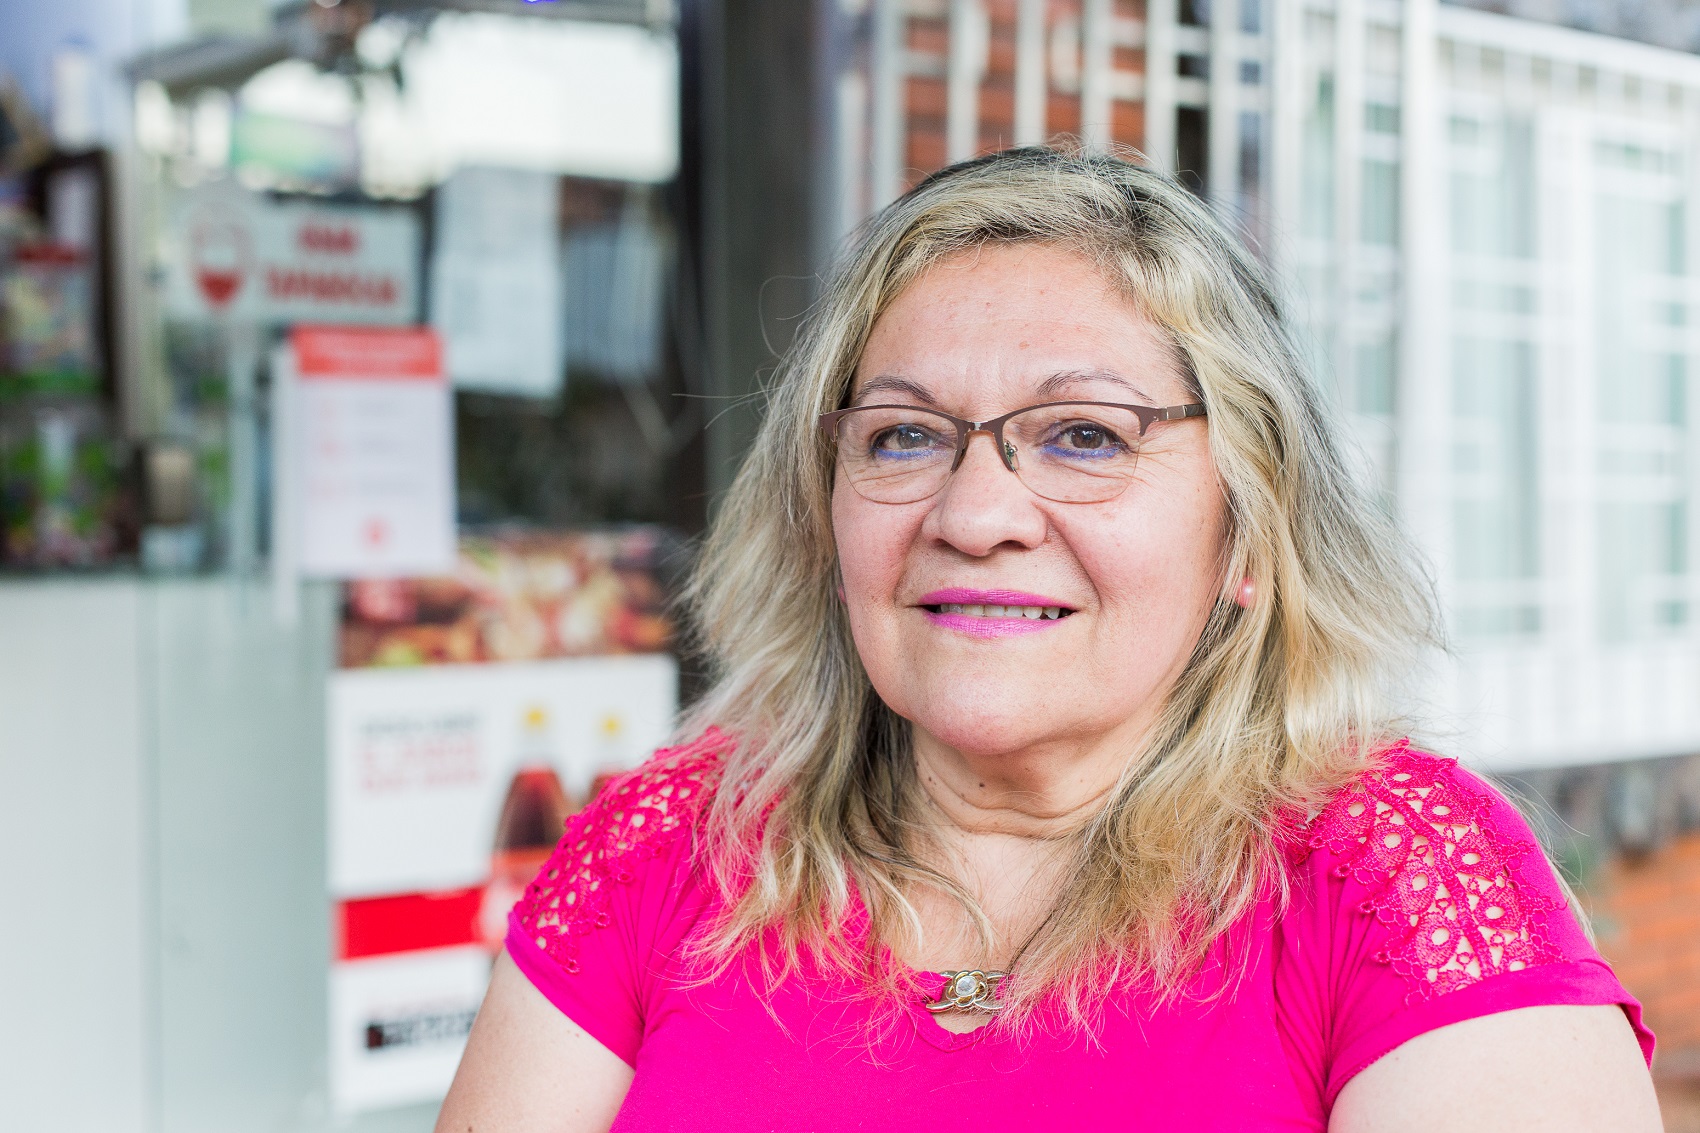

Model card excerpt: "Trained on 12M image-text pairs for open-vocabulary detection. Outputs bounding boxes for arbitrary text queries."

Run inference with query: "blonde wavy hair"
[679,146,1439,1026]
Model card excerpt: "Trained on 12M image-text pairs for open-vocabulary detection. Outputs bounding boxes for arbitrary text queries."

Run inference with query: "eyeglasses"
[818,400,1207,505]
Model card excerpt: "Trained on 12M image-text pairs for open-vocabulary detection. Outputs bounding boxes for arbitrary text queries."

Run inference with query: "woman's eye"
[874,425,938,452]
[1054,423,1123,451]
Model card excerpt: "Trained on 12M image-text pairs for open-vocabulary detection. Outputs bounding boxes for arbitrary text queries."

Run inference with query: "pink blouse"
[507,730,1654,1131]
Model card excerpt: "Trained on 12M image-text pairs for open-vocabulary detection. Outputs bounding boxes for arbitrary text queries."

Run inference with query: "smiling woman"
[436,148,1662,1133]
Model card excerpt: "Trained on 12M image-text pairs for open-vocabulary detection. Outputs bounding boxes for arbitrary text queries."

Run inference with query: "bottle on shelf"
[479,705,575,949]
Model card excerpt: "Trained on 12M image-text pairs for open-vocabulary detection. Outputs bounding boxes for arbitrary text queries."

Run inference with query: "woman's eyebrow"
[854,375,938,405]
[1036,369,1153,403]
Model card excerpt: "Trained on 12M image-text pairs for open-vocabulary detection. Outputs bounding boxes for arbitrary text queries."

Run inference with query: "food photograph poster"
[326,528,678,1114]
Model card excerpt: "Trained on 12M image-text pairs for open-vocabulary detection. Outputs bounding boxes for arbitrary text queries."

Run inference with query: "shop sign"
[272,326,455,581]
[164,185,418,325]
[325,653,677,1115]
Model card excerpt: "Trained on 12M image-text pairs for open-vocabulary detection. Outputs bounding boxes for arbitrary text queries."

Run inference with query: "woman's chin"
[906,703,1082,759]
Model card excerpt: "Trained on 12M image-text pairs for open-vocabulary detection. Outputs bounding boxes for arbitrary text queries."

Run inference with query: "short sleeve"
[1274,743,1655,1111]
[505,730,726,1066]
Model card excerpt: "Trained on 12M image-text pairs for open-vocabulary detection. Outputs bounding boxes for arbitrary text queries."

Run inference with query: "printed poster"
[326,528,678,1115]
[273,326,456,581]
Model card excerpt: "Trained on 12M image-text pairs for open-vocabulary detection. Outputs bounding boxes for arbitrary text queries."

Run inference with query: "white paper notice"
[430,166,563,397]
[278,327,455,579]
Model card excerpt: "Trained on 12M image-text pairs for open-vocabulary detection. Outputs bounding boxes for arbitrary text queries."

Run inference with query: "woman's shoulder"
[1277,745,1653,1109]
[512,727,733,974]
[1298,741,1543,857]
[1299,740,1543,876]
[1292,739,1567,996]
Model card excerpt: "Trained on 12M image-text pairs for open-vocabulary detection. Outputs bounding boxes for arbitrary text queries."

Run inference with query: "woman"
[439,148,1659,1131]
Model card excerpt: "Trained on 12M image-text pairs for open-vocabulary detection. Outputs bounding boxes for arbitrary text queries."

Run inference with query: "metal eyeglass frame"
[818,399,1208,495]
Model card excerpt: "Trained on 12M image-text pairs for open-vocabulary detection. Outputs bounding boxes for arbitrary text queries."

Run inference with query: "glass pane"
[1453,337,1540,584]
[1450,117,1534,259]
[1595,170,1690,640]
[1361,158,1400,246]
[1355,334,1397,416]
[1301,73,1335,240]
[1449,114,1542,638]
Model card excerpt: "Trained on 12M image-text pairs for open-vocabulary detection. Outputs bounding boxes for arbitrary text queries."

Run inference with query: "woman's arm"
[435,951,635,1133]
[1330,1005,1660,1133]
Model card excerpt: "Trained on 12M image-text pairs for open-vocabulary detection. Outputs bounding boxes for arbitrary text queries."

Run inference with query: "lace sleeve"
[1275,742,1653,1111]
[1305,741,1563,1000]
[504,728,727,1064]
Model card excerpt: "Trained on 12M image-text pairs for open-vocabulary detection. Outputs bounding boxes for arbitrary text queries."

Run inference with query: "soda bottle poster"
[325,531,677,1114]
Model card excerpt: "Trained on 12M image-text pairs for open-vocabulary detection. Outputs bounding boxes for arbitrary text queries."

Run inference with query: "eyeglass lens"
[832,404,1149,504]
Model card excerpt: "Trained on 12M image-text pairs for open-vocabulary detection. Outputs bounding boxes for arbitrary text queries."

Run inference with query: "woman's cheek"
[833,505,902,659]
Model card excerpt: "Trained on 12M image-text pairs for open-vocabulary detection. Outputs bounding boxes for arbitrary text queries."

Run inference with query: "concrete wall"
[0,580,150,1133]
[0,577,437,1133]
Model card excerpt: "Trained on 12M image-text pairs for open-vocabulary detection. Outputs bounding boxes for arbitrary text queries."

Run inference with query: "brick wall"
[1511,753,1700,1129]
[895,0,1148,193]
[1590,831,1700,1129]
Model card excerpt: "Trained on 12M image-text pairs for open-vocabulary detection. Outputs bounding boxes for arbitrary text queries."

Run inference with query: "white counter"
[0,577,438,1133]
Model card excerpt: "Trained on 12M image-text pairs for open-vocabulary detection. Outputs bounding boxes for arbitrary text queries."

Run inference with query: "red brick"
[1048,92,1083,137]
[910,19,949,55]
[908,76,948,120]
[1588,832,1700,1064]
[1112,100,1144,149]
[980,85,1016,124]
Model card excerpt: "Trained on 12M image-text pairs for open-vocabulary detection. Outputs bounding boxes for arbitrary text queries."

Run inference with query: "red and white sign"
[326,654,677,1114]
[166,186,419,325]
[273,326,455,580]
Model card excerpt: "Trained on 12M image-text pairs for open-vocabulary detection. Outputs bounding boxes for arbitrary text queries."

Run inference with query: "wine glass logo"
[189,205,253,310]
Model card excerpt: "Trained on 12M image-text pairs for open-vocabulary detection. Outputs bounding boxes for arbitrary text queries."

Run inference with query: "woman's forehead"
[853,367,1162,408]
[853,248,1189,407]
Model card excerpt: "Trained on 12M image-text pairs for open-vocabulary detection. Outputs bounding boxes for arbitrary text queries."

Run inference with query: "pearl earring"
[1235,577,1256,608]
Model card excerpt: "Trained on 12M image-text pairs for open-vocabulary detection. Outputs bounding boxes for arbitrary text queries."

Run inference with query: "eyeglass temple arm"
[1156,403,1208,422]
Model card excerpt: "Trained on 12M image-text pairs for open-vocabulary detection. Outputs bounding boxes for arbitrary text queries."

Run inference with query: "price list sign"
[274,326,455,581]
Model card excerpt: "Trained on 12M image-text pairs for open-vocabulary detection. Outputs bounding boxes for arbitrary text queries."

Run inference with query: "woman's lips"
[914,588,1076,638]
[921,610,1063,637]
[916,588,1072,608]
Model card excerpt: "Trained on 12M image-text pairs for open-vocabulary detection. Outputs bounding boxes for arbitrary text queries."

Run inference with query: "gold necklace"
[925,969,1006,1013]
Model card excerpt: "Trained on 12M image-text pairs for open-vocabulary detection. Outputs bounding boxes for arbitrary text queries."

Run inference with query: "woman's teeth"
[935,603,1066,620]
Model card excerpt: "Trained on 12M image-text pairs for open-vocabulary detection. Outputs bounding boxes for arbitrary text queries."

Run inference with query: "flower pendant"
[925,969,1006,1013]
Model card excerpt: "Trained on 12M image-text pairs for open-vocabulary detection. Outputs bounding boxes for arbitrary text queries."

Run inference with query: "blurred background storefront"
[3,0,1700,1129]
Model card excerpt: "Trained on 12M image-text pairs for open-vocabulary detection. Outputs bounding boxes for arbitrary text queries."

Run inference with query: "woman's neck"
[896,728,1138,978]
[909,727,1135,842]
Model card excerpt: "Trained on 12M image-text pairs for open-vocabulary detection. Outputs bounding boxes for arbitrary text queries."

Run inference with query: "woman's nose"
[922,431,1048,555]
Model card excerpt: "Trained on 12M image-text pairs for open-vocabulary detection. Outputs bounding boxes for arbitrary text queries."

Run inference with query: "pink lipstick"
[914,588,1076,638]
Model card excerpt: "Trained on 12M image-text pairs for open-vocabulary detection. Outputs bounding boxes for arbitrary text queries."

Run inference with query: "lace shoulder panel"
[515,727,729,975]
[1304,741,1563,1003]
